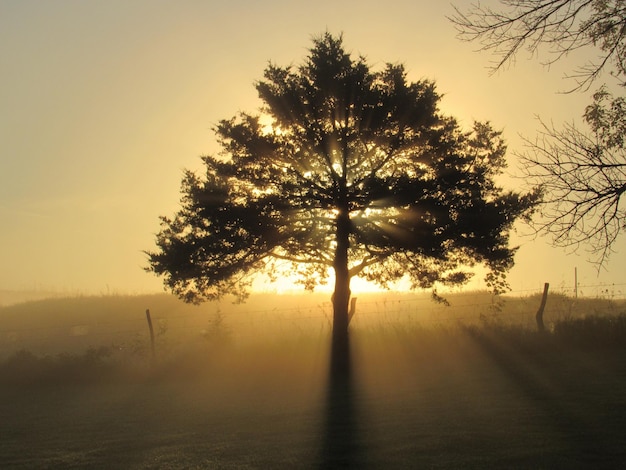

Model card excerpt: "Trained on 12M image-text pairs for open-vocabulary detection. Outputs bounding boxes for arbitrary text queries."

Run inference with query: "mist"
[1,291,625,467]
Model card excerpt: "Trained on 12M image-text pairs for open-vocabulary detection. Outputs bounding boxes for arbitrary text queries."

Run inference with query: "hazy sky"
[1,0,624,297]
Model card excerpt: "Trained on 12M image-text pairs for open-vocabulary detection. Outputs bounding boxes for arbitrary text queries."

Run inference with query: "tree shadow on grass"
[318,332,364,469]
[464,326,626,468]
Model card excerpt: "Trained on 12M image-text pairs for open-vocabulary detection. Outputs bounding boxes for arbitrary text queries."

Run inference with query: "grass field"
[1,292,625,468]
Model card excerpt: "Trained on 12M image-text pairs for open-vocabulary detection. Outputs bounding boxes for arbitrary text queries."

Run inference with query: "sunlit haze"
[1,0,624,299]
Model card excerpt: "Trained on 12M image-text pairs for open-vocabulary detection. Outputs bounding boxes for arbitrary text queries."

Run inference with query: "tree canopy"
[146,34,538,328]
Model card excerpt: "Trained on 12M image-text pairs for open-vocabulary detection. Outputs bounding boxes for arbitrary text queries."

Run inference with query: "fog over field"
[1,290,624,358]
[2,1,626,467]
[1,292,625,467]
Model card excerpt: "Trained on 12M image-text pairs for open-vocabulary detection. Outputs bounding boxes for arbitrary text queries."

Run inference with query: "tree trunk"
[332,208,351,370]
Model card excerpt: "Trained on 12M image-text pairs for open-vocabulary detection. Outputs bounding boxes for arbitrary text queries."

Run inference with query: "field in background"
[1,290,625,468]
[0,288,624,359]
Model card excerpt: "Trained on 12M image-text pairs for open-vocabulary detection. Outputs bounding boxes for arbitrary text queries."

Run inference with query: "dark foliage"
[0,347,116,386]
[146,33,539,334]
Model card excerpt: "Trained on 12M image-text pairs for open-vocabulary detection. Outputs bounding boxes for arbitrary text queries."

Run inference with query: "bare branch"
[518,118,626,265]
[449,0,625,91]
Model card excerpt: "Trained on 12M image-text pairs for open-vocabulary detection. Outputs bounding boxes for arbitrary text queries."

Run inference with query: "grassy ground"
[2,290,624,358]
[1,312,626,469]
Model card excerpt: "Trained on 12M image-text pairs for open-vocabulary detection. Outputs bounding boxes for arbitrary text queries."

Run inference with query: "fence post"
[145,309,156,363]
[348,297,357,325]
[536,283,549,332]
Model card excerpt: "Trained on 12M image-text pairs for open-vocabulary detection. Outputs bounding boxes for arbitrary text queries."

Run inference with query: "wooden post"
[145,309,156,363]
[536,283,549,332]
[348,297,357,325]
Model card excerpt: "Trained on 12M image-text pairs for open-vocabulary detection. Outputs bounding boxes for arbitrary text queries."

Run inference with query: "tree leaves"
[146,33,538,302]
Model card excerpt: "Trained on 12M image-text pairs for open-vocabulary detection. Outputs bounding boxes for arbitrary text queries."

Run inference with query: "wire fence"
[1,283,625,358]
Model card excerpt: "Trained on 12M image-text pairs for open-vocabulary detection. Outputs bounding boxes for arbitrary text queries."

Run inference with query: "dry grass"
[1,292,626,468]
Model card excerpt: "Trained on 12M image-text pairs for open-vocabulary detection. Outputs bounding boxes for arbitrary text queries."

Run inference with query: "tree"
[450,1,626,265]
[520,90,626,265]
[146,33,538,346]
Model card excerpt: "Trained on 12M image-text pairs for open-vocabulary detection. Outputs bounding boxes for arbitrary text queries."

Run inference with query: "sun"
[253,268,406,294]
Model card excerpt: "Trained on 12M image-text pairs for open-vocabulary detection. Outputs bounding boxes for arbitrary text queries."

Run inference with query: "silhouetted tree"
[520,90,626,265]
[450,1,626,265]
[146,33,538,345]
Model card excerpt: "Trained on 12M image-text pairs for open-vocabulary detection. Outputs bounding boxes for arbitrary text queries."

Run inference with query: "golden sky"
[1,0,623,296]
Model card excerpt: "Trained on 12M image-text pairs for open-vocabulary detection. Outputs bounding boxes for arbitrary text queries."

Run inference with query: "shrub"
[553,314,626,348]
